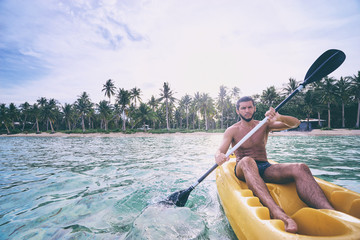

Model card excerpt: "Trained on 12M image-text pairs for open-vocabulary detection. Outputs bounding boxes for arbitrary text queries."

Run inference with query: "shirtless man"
[215,96,334,233]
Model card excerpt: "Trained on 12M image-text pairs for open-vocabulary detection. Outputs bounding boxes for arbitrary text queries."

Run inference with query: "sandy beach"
[270,129,360,136]
[1,129,360,137]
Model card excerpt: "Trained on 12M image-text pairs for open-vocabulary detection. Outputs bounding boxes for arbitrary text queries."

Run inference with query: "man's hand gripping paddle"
[161,49,346,207]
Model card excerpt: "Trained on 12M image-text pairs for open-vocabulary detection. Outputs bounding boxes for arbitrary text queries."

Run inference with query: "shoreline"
[1,129,360,137]
[270,129,360,136]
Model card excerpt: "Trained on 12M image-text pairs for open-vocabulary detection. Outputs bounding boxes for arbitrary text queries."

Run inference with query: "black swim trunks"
[234,160,272,179]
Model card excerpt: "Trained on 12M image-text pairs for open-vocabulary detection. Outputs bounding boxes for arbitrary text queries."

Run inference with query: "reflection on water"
[0,135,359,239]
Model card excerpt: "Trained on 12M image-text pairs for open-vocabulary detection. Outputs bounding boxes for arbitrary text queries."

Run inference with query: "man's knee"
[293,163,312,176]
[239,157,256,169]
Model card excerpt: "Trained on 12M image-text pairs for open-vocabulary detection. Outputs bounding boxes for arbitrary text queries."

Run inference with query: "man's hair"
[236,96,255,110]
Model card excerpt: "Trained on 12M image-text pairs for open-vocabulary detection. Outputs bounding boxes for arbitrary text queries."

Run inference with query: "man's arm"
[215,127,234,165]
[266,107,300,131]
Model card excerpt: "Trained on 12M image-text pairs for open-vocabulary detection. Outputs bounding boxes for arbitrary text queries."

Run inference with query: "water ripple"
[0,135,359,239]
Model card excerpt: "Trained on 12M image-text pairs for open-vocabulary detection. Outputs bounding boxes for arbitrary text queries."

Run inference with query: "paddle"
[162,49,346,207]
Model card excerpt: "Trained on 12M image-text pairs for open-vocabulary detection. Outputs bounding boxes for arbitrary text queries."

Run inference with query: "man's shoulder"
[227,122,240,129]
[226,120,261,129]
[225,122,241,134]
[225,120,266,134]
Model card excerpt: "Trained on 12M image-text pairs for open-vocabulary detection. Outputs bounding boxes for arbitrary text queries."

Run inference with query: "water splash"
[125,205,207,240]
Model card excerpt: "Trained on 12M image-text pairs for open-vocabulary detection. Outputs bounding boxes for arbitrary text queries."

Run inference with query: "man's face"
[237,101,256,122]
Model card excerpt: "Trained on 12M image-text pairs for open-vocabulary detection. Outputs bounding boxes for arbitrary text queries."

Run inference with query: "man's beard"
[239,113,254,122]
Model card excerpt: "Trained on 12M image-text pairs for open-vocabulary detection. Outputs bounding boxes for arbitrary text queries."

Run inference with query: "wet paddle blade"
[274,49,345,112]
[303,49,346,86]
[160,187,194,207]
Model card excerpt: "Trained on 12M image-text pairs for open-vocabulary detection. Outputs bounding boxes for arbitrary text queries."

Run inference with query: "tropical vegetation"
[1,71,360,135]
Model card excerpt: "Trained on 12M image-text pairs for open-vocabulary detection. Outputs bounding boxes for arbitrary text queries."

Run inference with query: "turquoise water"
[0,135,359,239]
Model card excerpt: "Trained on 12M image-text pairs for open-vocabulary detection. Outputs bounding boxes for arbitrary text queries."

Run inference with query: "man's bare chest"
[232,125,267,149]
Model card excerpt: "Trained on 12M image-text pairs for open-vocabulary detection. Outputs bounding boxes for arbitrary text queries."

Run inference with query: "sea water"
[0,135,359,239]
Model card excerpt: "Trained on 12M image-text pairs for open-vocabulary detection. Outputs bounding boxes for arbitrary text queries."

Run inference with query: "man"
[215,96,333,233]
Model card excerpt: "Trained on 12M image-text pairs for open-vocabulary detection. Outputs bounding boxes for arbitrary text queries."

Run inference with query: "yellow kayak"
[216,160,360,240]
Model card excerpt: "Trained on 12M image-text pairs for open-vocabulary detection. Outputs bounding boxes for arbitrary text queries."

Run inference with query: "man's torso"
[230,120,269,162]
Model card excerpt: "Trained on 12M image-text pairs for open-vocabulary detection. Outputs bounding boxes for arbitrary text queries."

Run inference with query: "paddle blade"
[303,49,346,86]
[160,187,193,207]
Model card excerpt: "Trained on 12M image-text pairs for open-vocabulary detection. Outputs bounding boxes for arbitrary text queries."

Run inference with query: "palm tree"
[189,99,198,129]
[179,94,192,129]
[217,85,227,129]
[102,79,116,103]
[116,88,131,131]
[347,71,360,128]
[312,81,326,127]
[231,86,241,103]
[223,96,235,127]
[200,93,213,131]
[136,103,156,131]
[37,97,47,130]
[113,103,122,129]
[37,97,47,107]
[87,107,95,129]
[127,104,138,129]
[148,95,159,129]
[0,104,11,134]
[335,77,351,128]
[130,87,142,107]
[174,108,182,129]
[192,91,202,129]
[30,103,41,134]
[319,77,337,128]
[283,78,299,95]
[97,100,112,131]
[62,103,74,131]
[158,82,176,130]
[20,102,31,131]
[168,101,177,129]
[75,92,92,132]
[43,98,58,133]
[303,89,315,130]
[8,103,19,130]
[261,86,279,107]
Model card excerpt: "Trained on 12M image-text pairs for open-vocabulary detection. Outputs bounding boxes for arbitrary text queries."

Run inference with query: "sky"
[1,0,360,106]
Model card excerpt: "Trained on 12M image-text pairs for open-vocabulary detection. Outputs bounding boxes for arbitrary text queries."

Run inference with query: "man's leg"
[236,157,298,233]
[263,163,334,210]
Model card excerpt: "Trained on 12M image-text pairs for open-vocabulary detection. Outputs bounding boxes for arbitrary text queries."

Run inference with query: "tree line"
[1,71,359,134]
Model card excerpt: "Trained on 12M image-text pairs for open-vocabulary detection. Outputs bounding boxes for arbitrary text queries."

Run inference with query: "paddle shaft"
[190,84,305,189]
